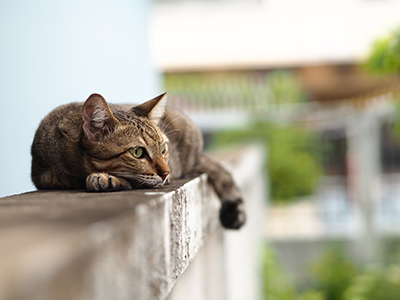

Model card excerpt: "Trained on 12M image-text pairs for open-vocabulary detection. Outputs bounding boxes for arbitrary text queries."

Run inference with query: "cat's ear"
[131,92,167,125]
[82,94,120,142]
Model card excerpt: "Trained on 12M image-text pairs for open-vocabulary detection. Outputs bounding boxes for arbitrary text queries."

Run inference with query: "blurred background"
[2,0,400,299]
[152,0,400,299]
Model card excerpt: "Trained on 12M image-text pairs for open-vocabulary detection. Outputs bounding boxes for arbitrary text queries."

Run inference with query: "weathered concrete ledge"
[0,145,266,300]
[0,174,220,300]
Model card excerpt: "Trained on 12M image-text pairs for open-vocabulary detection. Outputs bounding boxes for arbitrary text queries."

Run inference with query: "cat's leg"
[86,173,132,192]
[196,154,246,229]
[34,170,77,189]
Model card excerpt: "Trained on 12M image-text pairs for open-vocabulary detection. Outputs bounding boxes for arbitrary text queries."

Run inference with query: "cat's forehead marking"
[115,109,165,146]
[134,118,162,142]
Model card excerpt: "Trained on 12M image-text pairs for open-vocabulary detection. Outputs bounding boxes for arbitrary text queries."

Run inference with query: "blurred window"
[380,121,400,174]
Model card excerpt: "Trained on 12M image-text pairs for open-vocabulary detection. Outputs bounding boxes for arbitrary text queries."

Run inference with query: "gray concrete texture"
[0,175,220,300]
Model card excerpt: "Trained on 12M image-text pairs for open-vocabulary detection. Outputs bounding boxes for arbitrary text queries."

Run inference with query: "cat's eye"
[161,143,167,154]
[130,147,144,158]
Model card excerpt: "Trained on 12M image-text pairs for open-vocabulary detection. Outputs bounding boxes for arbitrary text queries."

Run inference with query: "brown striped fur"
[31,93,245,229]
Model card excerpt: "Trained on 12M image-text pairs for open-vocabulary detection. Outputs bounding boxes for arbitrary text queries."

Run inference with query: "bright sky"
[151,0,400,71]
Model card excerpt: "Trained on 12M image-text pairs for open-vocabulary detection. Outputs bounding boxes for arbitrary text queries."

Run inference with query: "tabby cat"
[31,93,245,229]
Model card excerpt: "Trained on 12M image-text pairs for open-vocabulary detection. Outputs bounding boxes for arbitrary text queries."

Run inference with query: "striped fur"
[31,93,246,229]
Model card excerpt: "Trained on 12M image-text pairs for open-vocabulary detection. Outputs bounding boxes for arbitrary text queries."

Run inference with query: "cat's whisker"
[135,181,147,189]
[164,128,181,136]
[160,111,174,131]
[161,115,182,132]
[162,174,170,185]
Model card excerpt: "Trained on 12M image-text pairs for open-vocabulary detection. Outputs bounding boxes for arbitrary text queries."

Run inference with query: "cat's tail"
[196,154,246,229]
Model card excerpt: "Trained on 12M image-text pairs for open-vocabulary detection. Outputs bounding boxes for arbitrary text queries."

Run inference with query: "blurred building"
[151,0,400,100]
[151,0,400,271]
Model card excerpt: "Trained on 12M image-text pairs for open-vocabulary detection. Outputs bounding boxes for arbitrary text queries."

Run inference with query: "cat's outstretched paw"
[219,199,246,230]
[86,173,131,192]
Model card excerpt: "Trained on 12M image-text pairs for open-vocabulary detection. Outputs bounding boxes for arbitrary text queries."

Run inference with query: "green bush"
[263,245,298,300]
[212,122,322,202]
[263,71,308,105]
[165,70,320,202]
[263,244,400,300]
[344,266,400,300]
[297,290,326,300]
[364,27,400,140]
[364,27,400,74]
[164,70,307,113]
[263,245,325,300]
[311,247,359,300]
[269,141,321,201]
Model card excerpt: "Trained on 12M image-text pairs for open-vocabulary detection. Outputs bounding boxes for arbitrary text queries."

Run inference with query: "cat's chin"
[153,178,171,188]
[142,174,171,188]
[128,178,169,189]
[133,183,168,189]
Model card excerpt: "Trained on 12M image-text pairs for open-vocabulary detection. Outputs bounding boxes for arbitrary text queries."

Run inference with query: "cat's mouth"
[161,174,171,185]
[151,174,171,188]
[117,173,170,189]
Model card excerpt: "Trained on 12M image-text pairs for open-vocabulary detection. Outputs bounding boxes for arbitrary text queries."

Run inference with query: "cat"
[31,93,245,229]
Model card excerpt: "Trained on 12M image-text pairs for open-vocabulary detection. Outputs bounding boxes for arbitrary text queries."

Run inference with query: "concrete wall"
[169,145,267,300]
[0,145,267,300]
[0,0,160,197]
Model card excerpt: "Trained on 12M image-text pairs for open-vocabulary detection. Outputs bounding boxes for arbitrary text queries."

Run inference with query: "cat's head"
[81,93,170,188]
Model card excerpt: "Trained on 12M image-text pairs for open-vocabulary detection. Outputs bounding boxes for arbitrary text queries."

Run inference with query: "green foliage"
[164,70,306,112]
[389,92,400,139]
[269,142,321,201]
[297,290,326,300]
[263,243,400,300]
[344,266,400,300]
[263,245,326,300]
[165,70,319,202]
[164,72,258,109]
[264,71,308,105]
[262,243,400,300]
[311,247,360,300]
[308,244,400,300]
[381,238,400,266]
[364,27,400,74]
[263,245,298,300]
[364,26,400,139]
[212,122,322,202]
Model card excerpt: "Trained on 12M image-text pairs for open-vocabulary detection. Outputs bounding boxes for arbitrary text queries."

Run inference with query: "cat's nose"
[158,170,170,181]
[156,162,170,181]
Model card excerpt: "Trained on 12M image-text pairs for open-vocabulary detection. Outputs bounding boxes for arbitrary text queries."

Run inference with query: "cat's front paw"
[86,173,131,192]
[219,199,246,230]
